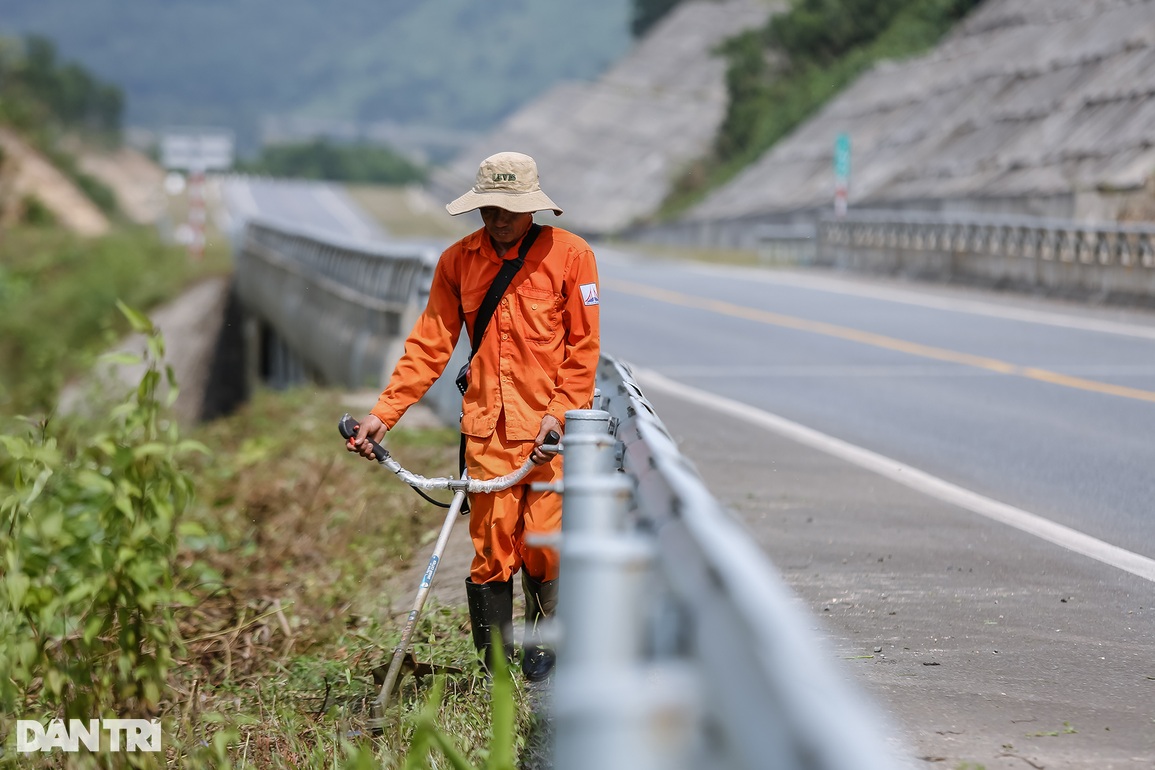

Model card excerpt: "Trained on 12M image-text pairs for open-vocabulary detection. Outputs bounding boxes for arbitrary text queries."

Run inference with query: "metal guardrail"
[765,211,1155,301]
[234,218,440,390]
[552,358,899,770]
[627,211,1155,302]
[753,223,818,265]
[816,211,1155,302]
[820,210,1155,268]
[232,218,902,768]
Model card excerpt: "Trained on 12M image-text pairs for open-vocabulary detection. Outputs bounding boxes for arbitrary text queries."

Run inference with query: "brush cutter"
[338,414,559,728]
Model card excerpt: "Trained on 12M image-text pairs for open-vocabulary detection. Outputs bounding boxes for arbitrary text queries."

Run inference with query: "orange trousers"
[464,416,561,584]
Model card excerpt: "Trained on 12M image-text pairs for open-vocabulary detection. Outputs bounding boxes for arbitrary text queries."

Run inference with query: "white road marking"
[661,363,1155,378]
[638,368,1155,584]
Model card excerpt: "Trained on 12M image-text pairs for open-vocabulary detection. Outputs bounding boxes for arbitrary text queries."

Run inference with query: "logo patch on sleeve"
[580,283,600,306]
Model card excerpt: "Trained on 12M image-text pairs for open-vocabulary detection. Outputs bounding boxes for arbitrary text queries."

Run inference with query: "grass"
[0,223,231,417]
[169,385,540,767]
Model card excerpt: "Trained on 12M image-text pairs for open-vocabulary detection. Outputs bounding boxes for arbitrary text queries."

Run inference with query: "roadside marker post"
[186,169,206,260]
[160,128,234,260]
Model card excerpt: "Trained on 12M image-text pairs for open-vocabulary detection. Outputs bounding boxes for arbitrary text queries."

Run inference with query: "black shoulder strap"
[468,223,542,353]
[456,223,543,497]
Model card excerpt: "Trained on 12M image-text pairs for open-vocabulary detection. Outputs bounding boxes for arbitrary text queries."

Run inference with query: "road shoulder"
[641,382,1155,769]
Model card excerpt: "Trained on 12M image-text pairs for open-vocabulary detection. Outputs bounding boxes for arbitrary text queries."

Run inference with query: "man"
[347,151,600,681]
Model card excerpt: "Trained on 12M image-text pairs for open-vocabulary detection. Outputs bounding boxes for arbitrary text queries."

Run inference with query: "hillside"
[690,0,1155,224]
[0,128,109,235]
[0,0,632,156]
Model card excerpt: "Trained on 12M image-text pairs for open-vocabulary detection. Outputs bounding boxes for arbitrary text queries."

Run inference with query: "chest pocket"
[515,284,560,343]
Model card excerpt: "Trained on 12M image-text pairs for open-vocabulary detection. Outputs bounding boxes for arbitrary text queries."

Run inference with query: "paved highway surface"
[217,176,386,242]
[599,249,1155,563]
[597,246,1155,769]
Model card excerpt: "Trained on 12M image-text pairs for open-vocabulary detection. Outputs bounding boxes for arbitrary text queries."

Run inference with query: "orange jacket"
[371,225,600,441]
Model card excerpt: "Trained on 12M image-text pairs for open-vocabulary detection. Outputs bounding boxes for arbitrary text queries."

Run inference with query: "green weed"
[0,306,200,768]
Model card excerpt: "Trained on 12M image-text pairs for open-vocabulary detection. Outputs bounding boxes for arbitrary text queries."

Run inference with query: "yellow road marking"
[607,278,1155,404]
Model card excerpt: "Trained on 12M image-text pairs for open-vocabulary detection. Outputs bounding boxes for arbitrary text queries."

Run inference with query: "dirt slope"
[0,127,110,236]
[78,146,166,225]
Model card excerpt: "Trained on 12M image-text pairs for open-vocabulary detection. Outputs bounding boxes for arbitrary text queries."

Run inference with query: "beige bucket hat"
[446,151,562,216]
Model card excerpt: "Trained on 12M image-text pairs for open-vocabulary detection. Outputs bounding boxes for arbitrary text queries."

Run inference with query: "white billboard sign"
[161,129,235,172]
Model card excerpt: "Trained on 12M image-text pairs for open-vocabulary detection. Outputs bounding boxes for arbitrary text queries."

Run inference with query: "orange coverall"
[369,224,600,584]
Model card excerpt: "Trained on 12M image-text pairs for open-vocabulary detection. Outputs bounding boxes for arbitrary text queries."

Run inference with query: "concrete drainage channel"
[57,276,247,426]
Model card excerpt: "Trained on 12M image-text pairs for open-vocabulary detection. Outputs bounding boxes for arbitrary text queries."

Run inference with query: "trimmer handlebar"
[340,413,559,493]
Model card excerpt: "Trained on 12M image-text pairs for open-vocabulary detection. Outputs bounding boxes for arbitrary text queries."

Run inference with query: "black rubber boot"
[521,573,559,682]
[465,578,514,671]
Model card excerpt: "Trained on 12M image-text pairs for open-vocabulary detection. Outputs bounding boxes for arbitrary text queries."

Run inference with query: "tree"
[0,34,124,135]
[236,138,427,185]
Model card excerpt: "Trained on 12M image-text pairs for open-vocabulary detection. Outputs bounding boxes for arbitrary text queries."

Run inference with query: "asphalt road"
[217,176,386,241]
[599,249,1155,561]
[596,246,1155,769]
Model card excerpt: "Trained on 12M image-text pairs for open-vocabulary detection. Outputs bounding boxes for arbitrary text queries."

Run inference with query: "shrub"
[0,305,202,748]
[20,195,56,227]
[0,34,123,137]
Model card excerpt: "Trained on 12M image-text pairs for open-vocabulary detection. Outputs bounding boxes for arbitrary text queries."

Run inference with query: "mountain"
[0,0,631,157]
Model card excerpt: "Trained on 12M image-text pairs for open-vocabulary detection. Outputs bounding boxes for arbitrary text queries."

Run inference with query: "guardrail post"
[560,408,619,480]
[553,409,698,770]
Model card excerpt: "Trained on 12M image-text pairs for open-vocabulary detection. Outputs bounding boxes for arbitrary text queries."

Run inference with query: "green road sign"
[834,133,851,181]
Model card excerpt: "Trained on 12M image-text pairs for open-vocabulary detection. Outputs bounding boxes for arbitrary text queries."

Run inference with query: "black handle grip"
[545,430,560,445]
[339,413,388,462]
